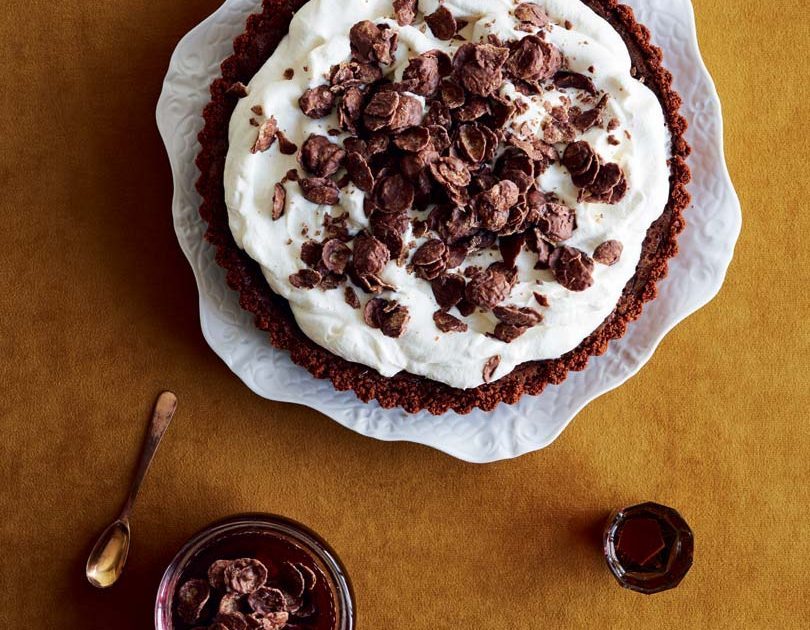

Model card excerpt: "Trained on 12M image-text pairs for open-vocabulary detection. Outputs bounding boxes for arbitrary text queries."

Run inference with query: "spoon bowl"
[86,519,131,588]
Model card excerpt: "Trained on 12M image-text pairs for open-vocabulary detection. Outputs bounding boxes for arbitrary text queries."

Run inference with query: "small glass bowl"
[155,513,355,629]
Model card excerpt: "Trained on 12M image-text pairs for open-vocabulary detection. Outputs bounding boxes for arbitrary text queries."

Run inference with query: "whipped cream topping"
[223,0,671,389]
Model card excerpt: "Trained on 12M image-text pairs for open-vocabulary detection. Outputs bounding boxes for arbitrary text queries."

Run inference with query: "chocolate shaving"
[425,6,457,41]
[533,292,550,307]
[251,116,278,154]
[483,355,501,383]
[433,311,468,333]
[276,131,298,155]
[344,286,361,309]
[271,183,286,220]
[553,71,598,95]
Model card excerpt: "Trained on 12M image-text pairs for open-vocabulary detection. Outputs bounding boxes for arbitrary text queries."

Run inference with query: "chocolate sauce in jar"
[603,502,694,594]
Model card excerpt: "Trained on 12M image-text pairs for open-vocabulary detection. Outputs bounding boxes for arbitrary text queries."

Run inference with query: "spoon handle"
[119,391,178,519]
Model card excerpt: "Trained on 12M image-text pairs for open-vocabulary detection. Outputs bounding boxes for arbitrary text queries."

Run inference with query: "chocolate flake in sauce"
[177,579,210,624]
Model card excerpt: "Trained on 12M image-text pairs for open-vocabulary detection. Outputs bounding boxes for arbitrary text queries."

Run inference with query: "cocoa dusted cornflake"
[289,268,322,289]
[299,85,335,119]
[533,292,550,307]
[297,563,317,592]
[300,135,346,178]
[216,612,250,630]
[549,245,594,292]
[425,6,457,41]
[349,20,398,65]
[364,91,399,131]
[491,323,528,343]
[271,183,286,220]
[224,559,268,595]
[431,273,466,311]
[453,42,510,97]
[208,560,232,589]
[380,301,410,337]
[440,80,465,109]
[321,238,351,274]
[434,310,468,333]
[538,203,576,242]
[457,123,488,163]
[218,592,242,615]
[276,130,298,155]
[338,87,365,133]
[345,151,375,192]
[300,240,323,267]
[424,100,453,128]
[227,81,249,98]
[553,71,598,96]
[300,177,341,205]
[562,141,600,187]
[374,173,415,213]
[506,36,562,82]
[393,0,418,26]
[473,180,520,232]
[483,355,501,383]
[593,239,623,266]
[465,267,511,309]
[412,239,449,281]
[178,579,210,624]
[353,231,391,277]
[430,156,471,191]
[581,161,627,204]
[247,586,287,615]
[250,611,289,629]
[330,61,383,90]
[392,126,428,153]
[493,305,543,327]
[514,2,549,28]
[251,116,278,154]
[344,286,361,309]
[455,95,490,122]
[363,298,410,337]
[323,212,350,241]
[401,54,441,97]
[530,233,553,270]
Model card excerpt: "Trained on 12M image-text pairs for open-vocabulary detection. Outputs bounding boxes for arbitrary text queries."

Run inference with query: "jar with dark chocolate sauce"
[156,514,354,629]
[603,502,694,594]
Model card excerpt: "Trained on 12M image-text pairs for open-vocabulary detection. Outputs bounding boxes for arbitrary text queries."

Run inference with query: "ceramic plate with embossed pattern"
[157,0,740,463]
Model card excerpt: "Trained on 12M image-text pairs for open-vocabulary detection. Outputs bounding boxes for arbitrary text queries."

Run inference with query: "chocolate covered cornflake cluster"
[175,557,318,630]
[239,1,627,352]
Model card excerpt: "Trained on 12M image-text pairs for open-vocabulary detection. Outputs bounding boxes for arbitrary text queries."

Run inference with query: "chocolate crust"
[195,0,691,415]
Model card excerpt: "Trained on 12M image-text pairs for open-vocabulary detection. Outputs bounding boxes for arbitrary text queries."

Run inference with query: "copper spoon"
[85,391,178,588]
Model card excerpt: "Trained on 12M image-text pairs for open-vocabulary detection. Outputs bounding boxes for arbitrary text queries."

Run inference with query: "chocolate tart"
[196,0,691,415]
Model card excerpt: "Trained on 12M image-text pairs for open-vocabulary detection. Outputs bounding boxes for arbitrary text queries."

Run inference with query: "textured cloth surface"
[0,1,807,628]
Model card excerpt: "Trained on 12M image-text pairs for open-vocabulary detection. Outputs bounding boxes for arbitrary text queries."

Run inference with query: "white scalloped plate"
[157,0,741,463]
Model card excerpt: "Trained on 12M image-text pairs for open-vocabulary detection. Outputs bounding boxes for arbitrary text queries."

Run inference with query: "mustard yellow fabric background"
[0,0,807,627]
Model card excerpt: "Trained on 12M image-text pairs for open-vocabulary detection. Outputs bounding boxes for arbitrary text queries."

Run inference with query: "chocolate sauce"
[173,527,338,629]
[604,502,694,594]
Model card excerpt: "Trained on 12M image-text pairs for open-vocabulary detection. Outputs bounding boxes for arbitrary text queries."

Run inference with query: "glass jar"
[155,513,355,629]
